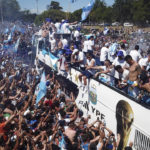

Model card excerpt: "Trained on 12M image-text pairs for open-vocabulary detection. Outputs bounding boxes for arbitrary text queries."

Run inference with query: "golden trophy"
[116,100,134,150]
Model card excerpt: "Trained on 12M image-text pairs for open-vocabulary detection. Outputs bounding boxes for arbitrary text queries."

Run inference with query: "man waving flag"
[81,0,95,21]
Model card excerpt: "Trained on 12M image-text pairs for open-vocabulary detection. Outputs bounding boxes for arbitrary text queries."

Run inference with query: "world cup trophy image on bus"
[116,100,134,150]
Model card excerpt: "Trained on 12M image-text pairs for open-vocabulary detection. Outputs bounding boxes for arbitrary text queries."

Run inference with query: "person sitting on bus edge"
[78,52,96,92]
[71,48,86,71]
[87,60,114,86]
[124,55,141,98]
[115,65,129,93]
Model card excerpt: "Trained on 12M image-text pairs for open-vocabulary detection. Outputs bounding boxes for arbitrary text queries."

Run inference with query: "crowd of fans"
[0,50,133,150]
[36,19,150,106]
[0,19,149,150]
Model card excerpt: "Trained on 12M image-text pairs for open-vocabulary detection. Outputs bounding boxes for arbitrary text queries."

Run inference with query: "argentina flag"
[49,52,59,71]
[4,28,9,34]
[14,37,20,52]
[81,0,95,21]
[11,25,16,34]
[36,72,47,104]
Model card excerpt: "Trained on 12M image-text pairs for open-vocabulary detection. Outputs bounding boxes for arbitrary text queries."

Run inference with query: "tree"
[88,0,107,23]
[19,10,37,23]
[0,0,20,21]
[35,9,66,25]
[70,9,82,22]
[47,1,62,10]
[132,0,150,25]
[113,0,134,23]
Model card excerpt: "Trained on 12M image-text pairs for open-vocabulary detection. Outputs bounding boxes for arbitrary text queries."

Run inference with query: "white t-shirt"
[113,57,127,79]
[62,23,71,34]
[55,22,61,33]
[138,58,147,68]
[38,29,43,36]
[78,51,86,67]
[130,50,141,62]
[83,40,88,53]
[87,40,94,50]
[49,39,56,51]
[74,30,80,41]
[87,58,96,75]
[113,57,126,67]
[61,39,68,49]
[120,69,129,81]
[59,55,66,71]
[100,47,109,62]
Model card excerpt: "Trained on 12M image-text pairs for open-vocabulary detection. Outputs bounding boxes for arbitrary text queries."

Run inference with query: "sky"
[18,0,114,14]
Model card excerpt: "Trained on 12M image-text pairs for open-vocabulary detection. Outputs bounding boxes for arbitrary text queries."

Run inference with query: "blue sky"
[18,0,114,13]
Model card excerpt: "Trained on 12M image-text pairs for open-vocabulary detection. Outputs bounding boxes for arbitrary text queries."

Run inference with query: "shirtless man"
[125,55,141,85]
[64,123,76,142]
[125,55,141,98]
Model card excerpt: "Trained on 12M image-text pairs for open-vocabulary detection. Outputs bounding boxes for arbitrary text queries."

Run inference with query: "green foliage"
[0,0,149,26]
[0,0,20,21]
[132,0,150,25]
[70,9,82,22]
[20,10,37,23]
[47,1,62,10]
[35,9,66,25]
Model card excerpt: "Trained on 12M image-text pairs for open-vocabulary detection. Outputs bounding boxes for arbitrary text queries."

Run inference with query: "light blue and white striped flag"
[14,37,20,52]
[11,25,16,34]
[4,28,9,34]
[7,33,12,42]
[49,52,59,71]
[81,0,95,21]
[36,72,47,104]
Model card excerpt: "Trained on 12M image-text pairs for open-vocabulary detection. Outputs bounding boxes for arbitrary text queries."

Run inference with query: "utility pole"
[36,0,39,14]
[0,0,4,24]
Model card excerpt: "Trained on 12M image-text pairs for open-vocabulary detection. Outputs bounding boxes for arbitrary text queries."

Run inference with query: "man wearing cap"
[112,51,126,68]
[112,51,127,80]
[100,43,109,65]
[119,43,127,57]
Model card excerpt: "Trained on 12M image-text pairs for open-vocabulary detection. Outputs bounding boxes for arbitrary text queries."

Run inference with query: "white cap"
[24,109,30,116]
[105,43,109,47]
[141,60,147,66]
[72,49,79,55]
